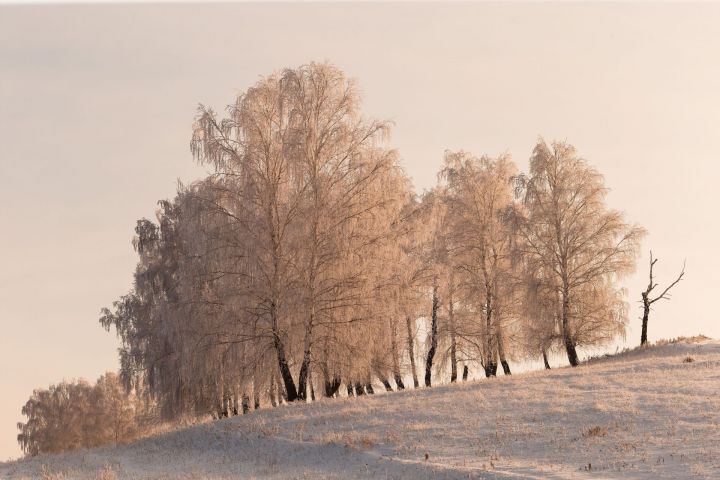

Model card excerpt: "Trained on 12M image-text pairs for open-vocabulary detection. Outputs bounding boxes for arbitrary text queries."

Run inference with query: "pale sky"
[1,2,718,461]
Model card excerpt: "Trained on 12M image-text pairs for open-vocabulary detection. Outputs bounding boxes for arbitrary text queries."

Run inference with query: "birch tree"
[515,139,645,366]
[441,151,519,377]
[190,62,404,401]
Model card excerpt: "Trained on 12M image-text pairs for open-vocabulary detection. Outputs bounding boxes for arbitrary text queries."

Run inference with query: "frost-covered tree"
[190,62,407,402]
[438,152,521,377]
[96,62,651,422]
[514,139,645,366]
[17,373,143,456]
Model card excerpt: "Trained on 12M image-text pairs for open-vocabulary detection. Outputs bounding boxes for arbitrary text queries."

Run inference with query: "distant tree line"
[18,62,649,455]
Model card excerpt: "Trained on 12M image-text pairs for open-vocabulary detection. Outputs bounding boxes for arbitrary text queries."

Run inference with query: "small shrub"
[683,356,694,363]
[582,426,608,438]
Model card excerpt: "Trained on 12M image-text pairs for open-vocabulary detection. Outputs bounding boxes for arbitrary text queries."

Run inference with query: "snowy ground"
[2,339,719,480]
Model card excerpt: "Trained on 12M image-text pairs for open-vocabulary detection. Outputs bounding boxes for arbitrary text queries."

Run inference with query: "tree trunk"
[390,319,405,390]
[496,329,511,375]
[346,384,355,397]
[561,285,580,367]
[424,282,439,387]
[483,283,497,378]
[272,302,299,401]
[394,373,405,390]
[220,395,229,418]
[324,376,341,398]
[355,383,366,396]
[380,377,393,392]
[542,350,551,370]
[252,374,261,410]
[406,316,420,389]
[297,322,313,401]
[449,288,457,383]
[269,375,278,407]
[365,383,375,395]
[241,394,250,414]
[640,293,650,346]
[462,365,469,381]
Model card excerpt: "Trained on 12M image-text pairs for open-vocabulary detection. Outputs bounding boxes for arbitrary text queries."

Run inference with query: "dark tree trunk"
[561,286,579,367]
[542,350,551,370]
[500,360,511,375]
[346,384,355,397]
[394,373,405,390]
[365,383,375,395]
[406,316,420,389]
[380,378,393,392]
[253,374,261,410]
[272,307,299,401]
[483,362,497,378]
[355,383,366,396]
[324,377,341,397]
[297,332,312,401]
[496,329,510,375]
[641,293,650,346]
[424,283,439,387]
[563,334,579,366]
[462,365,469,381]
[242,394,250,414]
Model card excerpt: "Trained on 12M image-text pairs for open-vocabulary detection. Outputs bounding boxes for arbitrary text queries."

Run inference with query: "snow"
[2,339,719,479]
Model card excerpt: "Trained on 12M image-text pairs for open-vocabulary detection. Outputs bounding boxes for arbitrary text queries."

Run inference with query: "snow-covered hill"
[2,339,719,480]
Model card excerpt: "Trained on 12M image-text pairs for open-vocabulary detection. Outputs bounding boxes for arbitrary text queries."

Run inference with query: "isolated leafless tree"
[640,251,685,346]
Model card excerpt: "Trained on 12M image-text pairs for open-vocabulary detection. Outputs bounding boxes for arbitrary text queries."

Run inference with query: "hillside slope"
[2,339,719,480]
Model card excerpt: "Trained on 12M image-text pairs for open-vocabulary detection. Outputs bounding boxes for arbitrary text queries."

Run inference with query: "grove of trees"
[17,373,144,456]
[18,62,649,455]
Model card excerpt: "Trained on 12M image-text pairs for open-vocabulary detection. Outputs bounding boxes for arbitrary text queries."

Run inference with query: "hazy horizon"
[2,2,718,461]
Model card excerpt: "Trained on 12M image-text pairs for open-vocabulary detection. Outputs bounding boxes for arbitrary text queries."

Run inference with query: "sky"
[1,2,719,461]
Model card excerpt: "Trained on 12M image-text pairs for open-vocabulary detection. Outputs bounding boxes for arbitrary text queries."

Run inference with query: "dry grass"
[655,335,710,346]
[321,431,377,449]
[582,425,608,438]
[96,466,117,480]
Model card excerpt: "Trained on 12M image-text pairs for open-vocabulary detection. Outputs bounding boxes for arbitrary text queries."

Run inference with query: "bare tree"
[640,251,685,346]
